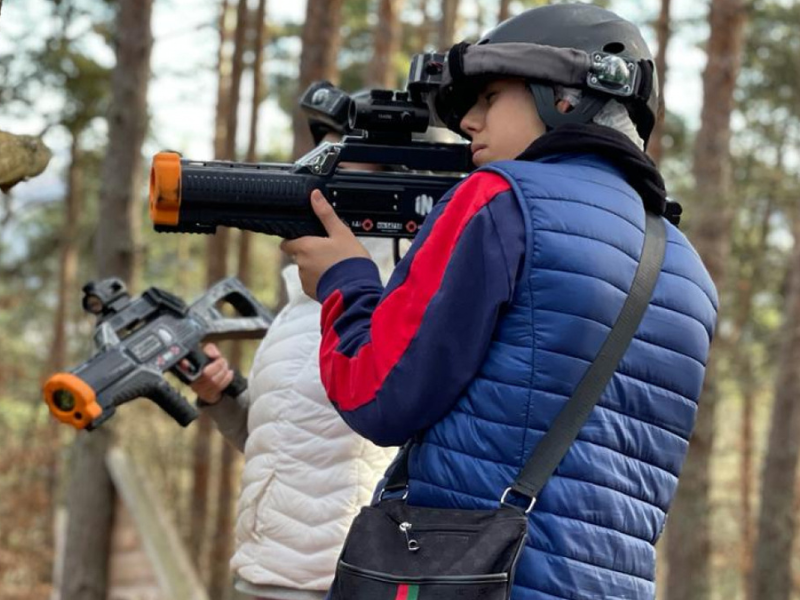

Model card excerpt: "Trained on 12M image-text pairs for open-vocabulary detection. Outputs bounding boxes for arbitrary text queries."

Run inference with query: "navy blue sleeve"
[318,172,525,446]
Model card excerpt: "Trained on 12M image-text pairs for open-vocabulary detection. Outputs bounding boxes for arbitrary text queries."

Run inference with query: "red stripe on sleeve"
[320,172,512,411]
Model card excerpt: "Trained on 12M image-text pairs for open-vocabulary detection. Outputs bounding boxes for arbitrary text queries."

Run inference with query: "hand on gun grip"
[280,189,371,300]
[184,343,235,404]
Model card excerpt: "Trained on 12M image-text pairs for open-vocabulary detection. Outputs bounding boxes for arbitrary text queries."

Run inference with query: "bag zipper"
[399,522,420,552]
[397,521,484,552]
[338,560,509,585]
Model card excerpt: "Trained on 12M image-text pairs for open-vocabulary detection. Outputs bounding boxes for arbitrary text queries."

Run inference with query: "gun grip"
[113,369,199,427]
[149,379,199,427]
[223,369,248,398]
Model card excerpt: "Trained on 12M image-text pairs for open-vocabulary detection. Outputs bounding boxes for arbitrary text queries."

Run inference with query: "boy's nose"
[460,106,482,135]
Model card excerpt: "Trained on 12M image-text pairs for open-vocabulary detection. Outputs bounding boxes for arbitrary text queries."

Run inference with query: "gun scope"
[300,81,353,135]
[348,89,429,136]
[82,278,130,316]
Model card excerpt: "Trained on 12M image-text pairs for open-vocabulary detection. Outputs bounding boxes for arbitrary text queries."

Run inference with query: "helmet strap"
[528,83,607,131]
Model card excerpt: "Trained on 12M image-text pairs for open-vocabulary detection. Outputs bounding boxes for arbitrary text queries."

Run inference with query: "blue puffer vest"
[405,155,718,600]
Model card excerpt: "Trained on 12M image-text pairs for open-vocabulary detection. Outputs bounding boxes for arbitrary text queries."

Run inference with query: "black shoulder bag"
[329,213,667,600]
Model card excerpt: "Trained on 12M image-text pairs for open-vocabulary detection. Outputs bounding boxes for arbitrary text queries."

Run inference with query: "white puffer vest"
[231,241,397,592]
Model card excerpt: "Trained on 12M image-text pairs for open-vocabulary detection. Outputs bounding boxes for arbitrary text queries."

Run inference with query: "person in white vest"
[189,103,397,599]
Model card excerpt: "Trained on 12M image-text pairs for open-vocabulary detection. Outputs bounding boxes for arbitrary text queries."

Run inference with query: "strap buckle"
[378,486,409,502]
[501,487,537,514]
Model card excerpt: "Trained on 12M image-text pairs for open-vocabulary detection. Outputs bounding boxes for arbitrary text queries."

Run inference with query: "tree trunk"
[438,0,460,49]
[189,0,235,569]
[47,131,83,376]
[729,190,774,599]
[213,0,232,159]
[367,0,405,89]
[43,130,83,520]
[751,205,800,600]
[648,0,672,165]
[498,0,511,23]
[208,2,263,598]
[414,0,432,52]
[60,1,153,599]
[224,0,248,160]
[291,0,344,159]
[664,1,746,599]
[246,0,268,164]
[210,231,252,600]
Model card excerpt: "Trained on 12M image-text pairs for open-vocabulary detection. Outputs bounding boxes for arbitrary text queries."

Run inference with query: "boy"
[286,5,717,598]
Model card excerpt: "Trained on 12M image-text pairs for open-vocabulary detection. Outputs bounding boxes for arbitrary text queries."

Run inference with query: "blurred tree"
[189,0,231,568]
[438,0,460,48]
[291,0,344,159]
[30,24,111,377]
[751,192,800,600]
[648,0,672,166]
[207,0,265,592]
[209,6,269,597]
[189,0,245,579]
[746,3,800,598]
[728,156,776,593]
[367,0,405,89]
[664,0,748,598]
[247,0,269,163]
[416,0,434,50]
[60,0,154,598]
[498,0,511,22]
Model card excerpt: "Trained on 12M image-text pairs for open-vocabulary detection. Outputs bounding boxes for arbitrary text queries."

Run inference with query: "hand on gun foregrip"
[280,189,371,300]
[186,343,234,404]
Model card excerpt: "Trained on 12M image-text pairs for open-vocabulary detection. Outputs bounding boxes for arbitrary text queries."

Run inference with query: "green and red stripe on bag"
[395,583,420,600]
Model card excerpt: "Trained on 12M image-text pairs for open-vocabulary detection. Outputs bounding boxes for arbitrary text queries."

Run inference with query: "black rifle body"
[43,278,273,431]
[150,139,471,239]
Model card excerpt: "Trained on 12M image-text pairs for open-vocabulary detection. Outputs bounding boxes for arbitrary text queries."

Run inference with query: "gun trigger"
[174,348,209,384]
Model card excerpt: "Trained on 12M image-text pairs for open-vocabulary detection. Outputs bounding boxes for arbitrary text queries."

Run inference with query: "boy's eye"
[485,92,497,103]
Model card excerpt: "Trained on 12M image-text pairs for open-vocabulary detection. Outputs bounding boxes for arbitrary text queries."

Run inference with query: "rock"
[0,130,53,192]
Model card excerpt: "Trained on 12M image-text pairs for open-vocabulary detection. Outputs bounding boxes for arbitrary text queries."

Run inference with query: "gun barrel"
[150,151,323,238]
[43,373,103,430]
[149,152,462,239]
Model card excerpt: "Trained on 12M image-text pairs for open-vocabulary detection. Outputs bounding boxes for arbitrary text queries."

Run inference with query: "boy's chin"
[472,150,492,167]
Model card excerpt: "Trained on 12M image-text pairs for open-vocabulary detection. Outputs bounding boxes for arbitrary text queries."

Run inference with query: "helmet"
[435,3,659,147]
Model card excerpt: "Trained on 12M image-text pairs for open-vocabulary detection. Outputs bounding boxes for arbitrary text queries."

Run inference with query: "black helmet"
[435,3,658,146]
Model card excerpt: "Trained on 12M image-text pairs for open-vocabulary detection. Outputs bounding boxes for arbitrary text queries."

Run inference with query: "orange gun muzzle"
[149,151,182,226]
[43,373,103,430]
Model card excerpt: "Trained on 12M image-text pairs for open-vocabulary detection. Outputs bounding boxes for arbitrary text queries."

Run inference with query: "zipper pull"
[399,522,420,552]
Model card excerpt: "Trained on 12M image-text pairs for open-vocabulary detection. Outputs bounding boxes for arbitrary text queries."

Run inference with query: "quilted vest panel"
[406,156,717,600]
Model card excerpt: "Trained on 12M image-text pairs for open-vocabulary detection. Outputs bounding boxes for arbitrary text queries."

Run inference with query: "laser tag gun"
[149,53,473,240]
[43,277,273,431]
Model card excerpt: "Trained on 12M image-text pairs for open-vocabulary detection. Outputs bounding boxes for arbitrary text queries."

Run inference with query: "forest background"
[0,0,799,599]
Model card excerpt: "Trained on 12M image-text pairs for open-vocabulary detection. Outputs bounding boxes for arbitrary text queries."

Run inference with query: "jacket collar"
[516,123,681,226]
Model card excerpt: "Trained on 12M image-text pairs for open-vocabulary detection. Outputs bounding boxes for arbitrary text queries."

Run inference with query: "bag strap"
[384,213,667,507]
[505,212,666,511]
